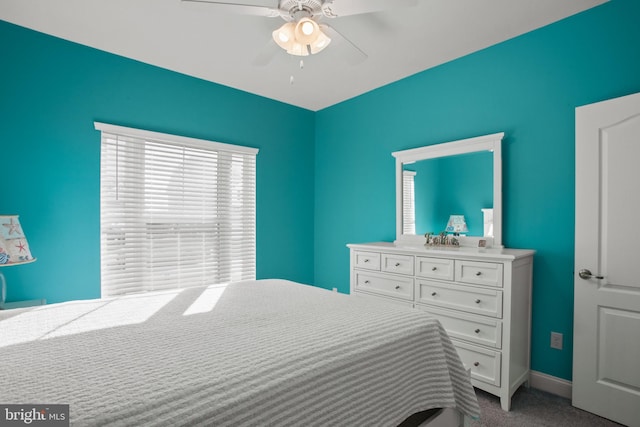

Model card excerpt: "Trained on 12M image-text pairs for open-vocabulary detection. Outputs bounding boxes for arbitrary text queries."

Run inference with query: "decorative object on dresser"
[0,215,42,310]
[348,132,535,411]
[446,215,469,235]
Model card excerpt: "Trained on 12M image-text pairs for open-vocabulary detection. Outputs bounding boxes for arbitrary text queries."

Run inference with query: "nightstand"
[0,299,46,310]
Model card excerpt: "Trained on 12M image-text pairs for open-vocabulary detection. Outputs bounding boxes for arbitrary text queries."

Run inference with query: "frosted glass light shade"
[273,19,331,57]
[287,42,310,56]
[272,22,296,51]
[295,18,320,44]
[309,31,331,54]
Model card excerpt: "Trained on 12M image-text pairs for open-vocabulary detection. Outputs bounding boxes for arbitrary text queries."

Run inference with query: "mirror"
[392,133,504,248]
[403,151,493,236]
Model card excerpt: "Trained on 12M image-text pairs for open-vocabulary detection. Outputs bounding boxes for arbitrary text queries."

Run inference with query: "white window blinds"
[96,122,258,297]
[402,170,416,235]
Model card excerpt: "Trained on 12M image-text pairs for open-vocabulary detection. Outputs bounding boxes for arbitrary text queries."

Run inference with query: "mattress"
[0,279,480,426]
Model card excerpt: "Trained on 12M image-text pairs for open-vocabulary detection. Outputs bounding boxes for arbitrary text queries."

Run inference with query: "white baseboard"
[530,370,572,399]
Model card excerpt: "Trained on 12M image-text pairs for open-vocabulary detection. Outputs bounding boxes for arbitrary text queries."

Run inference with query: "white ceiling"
[1,0,607,111]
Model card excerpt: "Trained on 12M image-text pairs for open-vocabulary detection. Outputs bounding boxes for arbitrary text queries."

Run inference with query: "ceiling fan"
[181,0,417,63]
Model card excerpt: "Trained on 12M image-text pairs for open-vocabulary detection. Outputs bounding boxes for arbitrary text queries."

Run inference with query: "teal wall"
[2,0,639,384]
[0,20,316,304]
[314,0,640,381]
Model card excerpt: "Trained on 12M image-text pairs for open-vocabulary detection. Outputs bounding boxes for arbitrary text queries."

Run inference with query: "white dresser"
[347,242,534,411]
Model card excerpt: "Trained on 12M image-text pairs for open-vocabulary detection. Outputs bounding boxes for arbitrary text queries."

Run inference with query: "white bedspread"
[0,279,479,426]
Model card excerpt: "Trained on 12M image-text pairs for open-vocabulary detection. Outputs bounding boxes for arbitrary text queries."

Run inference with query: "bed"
[0,279,480,426]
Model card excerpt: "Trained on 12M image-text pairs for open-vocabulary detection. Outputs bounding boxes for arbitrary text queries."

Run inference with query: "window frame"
[96,122,258,297]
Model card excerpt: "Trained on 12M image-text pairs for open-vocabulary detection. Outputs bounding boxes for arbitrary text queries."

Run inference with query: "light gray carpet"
[470,387,624,427]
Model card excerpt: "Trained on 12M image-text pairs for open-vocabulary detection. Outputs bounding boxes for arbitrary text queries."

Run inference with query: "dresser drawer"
[353,251,381,271]
[355,271,414,301]
[416,257,454,281]
[453,339,502,387]
[381,253,414,275]
[415,280,503,318]
[416,305,502,349]
[455,260,503,288]
[353,290,414,308]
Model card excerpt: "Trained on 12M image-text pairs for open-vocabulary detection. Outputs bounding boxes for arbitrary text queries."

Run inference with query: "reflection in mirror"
[481,208,494,237]
[393,132,504,248]
[402,150,493,237]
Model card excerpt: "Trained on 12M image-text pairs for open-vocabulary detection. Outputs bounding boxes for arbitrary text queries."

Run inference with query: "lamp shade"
[0,215,35,266]
[287,41,310,56]
[272,18,331,57]
[294,17,320,45]
[309,30,331,54]
[272,22,296,51]
[445,215,469,234]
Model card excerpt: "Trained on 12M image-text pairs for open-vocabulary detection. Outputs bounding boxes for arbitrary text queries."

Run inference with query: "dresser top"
[347,241,535,261]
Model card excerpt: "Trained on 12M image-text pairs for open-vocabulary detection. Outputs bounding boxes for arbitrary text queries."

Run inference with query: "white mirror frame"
[392,132,504,248]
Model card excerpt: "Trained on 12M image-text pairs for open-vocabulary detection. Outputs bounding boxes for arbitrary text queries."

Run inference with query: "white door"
[573,92,640,426]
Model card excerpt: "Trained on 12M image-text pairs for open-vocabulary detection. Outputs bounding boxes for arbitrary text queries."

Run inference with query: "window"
[96,122,258,297]
[402,170,416,235]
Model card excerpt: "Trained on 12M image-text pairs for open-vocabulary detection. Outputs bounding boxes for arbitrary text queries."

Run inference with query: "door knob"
[578,269,604,280]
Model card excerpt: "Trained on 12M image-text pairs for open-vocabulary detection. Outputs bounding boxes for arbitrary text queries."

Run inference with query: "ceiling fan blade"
[322,0,417,18]
[180,0,280,17]
[252,38,280,66]
[321,24,367,65]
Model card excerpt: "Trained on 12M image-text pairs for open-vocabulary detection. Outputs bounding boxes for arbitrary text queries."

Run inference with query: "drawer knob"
[473,362,480,367]
[475,299,481,304]
[364,259,370,263]
[431,267,437,271]
[475,271,482,276]
[395,262,401,267]
[431,292,437,297]
[474,328,481,334]
[364,280,370,284]
[395,285,401,290]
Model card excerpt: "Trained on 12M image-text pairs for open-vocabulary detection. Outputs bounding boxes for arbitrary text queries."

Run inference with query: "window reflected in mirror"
[402,150,493,237]
[402,170,416,234]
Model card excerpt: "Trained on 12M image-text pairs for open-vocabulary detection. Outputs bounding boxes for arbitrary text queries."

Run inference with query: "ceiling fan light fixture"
[272,17,330,57]
[278,32,290,43]
[272,22,296,50]
[294,17,320,44]
[309,31,331,54]
[287,42,310,56]
[301,20,315,36]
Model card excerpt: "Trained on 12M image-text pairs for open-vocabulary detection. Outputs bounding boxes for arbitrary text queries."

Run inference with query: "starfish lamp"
[0,215,36,306]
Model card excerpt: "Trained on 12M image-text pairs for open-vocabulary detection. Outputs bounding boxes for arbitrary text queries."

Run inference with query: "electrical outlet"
[550,332,563,350]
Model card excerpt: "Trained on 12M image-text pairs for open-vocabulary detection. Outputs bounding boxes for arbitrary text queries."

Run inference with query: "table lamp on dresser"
[0,215,36,308]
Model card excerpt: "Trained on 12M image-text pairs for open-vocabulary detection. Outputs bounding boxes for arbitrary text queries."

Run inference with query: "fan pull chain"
[289,56,307,85]
[290,58,306,85]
